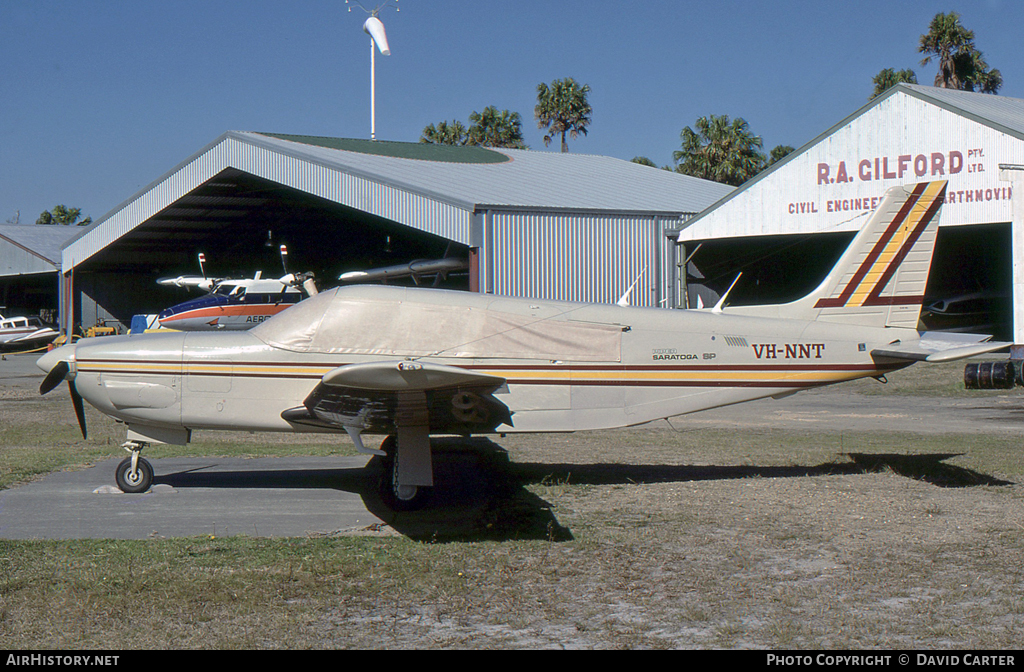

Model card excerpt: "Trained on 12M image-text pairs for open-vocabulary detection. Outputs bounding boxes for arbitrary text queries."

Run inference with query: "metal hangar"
[678,84,1024,344]
[0,224,78,324]
[58,132,733,334]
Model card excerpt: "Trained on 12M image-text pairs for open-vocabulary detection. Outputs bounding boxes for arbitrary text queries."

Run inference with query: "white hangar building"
[679,84,1024,344]
[58,132,733,335]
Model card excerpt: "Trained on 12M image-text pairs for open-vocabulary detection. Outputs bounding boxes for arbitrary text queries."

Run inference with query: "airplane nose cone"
[37,343,76,374]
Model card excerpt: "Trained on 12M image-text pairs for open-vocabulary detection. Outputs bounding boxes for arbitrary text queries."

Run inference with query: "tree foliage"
[36,205,91,226]
[768,144,795,166]
[467,106,527,149]
[870,68,919,100]
[421,107,526,149]
[534,77,592,153]
[673,115,767,186]
[420,120,471,146]
[867,13,1002,101]
[918,11,1001,93]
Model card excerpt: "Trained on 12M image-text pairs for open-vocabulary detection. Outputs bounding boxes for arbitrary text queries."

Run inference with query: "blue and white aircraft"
[156,247,316,331]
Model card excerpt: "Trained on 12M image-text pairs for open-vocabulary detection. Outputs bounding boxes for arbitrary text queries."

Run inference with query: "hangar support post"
[999,163,1024,364]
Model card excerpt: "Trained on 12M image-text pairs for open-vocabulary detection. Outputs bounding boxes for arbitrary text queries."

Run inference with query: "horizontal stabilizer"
[871,332,1011,363]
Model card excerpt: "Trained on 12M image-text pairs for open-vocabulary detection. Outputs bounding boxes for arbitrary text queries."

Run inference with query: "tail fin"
[811,180,947,327]
[732,181,948,327]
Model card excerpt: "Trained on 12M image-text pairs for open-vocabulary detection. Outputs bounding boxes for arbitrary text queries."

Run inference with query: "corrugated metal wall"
[484,210,690,307]
[0,246,56,277]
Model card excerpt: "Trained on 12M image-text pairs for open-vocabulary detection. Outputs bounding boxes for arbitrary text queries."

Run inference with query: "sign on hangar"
[677,83,1024,341]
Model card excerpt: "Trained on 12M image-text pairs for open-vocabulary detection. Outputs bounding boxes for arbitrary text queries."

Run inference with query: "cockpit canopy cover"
[251,287,622,361]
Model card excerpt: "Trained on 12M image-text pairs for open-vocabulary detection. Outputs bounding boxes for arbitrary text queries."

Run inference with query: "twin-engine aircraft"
[38,181,1010,509]
[156,247,317,331]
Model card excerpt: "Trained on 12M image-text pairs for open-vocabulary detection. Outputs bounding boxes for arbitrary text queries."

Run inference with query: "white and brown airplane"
[37,181,1009,509]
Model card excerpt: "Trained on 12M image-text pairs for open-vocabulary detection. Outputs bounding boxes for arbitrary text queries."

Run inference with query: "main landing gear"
[115,440,154,493]
[378,435,431,511]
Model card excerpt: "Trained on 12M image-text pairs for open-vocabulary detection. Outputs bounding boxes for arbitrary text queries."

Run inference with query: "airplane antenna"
[347,0,399,140]
[712,272,742,314]
[681,243,702,267]
[616,266,648,307]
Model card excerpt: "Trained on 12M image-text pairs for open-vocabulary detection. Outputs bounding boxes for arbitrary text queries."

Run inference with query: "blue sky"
[2,0,1023,227]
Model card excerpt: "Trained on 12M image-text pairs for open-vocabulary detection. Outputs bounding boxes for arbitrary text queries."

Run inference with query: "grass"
[2,358,1024,648]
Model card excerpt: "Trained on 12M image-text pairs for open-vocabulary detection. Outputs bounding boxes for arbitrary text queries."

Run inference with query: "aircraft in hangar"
[155,246,317,331]
[37,181,1011,509]
[339,244,470,287]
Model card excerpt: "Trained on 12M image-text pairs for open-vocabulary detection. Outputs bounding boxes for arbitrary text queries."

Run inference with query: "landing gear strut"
[115,440,153,493]
[378,435,431,511]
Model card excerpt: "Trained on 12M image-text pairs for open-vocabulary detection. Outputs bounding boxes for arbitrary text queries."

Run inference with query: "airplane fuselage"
[157,289,302,331]
[47,286,910,445]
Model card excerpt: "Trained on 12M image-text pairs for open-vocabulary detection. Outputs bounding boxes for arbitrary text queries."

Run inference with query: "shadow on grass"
[156,439,1012,543]
[514,452,1013,490]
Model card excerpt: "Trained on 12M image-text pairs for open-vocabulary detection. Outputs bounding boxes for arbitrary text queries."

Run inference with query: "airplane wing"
[281,360,512,437]
[871,332,1011,363]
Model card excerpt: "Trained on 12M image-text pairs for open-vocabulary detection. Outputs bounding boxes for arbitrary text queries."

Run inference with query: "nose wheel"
[115,441,154,493]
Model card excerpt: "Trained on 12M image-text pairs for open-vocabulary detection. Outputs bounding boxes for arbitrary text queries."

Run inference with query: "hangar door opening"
[70,169,470,331]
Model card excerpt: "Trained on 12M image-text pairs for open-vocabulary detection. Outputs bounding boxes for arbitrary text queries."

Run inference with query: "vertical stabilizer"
[811,180,947,327]
[732,181,947,328]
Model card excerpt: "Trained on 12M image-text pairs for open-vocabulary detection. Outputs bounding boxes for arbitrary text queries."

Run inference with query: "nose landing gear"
[115,441,154,493]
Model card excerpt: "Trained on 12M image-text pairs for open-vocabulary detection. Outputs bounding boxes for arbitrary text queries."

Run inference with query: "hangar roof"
[0,224,78,276]
[902,84,1024,139]
[62,132,734,274]
[251,132,734,212]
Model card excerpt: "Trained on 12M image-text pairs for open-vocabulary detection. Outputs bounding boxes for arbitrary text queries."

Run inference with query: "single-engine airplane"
[37,181,1011,509]
[156,247,317,331]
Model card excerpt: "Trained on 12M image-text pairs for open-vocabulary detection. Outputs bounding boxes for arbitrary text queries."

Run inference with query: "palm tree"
[673,115,766,187]
[534,78,592,153]
[420,120,470,146]
[955,50,1002,93]
[919,12,974,89]
[918,12,1001,94]
[870,68,918,99]
[468,106,527,149]
[35,205,91,226]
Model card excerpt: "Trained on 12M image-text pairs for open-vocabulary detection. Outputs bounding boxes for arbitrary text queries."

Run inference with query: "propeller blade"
[69,381,87,439]
[280,245,289,275]
[40,361,70,395]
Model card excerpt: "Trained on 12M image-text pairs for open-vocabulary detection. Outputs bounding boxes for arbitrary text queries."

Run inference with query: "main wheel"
[115,457,154,493]
[378,435,431,511]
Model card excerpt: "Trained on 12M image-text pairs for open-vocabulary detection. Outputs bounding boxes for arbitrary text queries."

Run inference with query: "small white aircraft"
[156,247,317,330]
[37,181,1011,509]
